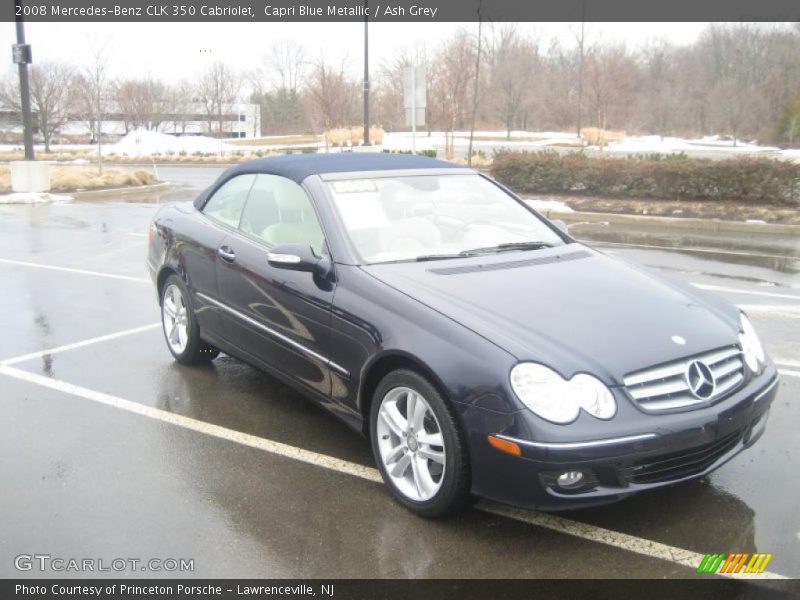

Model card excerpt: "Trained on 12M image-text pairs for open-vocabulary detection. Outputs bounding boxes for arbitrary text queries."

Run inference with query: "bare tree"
[584,43,638,139]
[75,38,112,173]
[0,62,74,152]
[698,24,771,145]
[487,26,539,139]
[375,46,429,132]
[574,20,587,137]
[251,41,308,135]
[1,23,798,152]
[197,61,239,136]
[467,13,485,165]
[306,56,359,147]
[116,77,170,132]
[261,40,307,94]
[429,31,476,158]
[641,41,678,140]
[167,80,194,134]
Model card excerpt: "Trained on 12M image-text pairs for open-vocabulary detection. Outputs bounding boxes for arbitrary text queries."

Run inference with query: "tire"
[370,369,470,518]
[160,274,219,365]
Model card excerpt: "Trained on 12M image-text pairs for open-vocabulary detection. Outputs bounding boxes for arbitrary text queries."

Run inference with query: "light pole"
[576,1,586,139]
[363,1,370,146]
[12,7,34,160]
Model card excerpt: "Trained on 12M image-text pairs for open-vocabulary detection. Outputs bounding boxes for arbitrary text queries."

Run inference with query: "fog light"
[556,471,585,489]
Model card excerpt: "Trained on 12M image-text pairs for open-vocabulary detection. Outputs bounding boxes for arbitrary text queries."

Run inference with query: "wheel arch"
[155,266,181,304]
[358,351,452,436]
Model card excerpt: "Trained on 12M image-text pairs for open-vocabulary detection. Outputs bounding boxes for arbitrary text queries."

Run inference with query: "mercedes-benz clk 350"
[147,153,777,517]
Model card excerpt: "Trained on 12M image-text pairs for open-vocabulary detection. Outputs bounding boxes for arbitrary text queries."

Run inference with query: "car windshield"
[326,173,566,264]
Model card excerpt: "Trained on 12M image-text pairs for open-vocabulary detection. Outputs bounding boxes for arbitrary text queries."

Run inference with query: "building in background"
[0,102,261,143]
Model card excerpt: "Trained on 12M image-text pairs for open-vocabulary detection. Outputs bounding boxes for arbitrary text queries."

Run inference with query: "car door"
[187,173,255,339]
[214,173,336,399]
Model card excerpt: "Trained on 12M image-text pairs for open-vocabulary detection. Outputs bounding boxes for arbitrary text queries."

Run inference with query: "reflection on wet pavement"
[0,167,798,578]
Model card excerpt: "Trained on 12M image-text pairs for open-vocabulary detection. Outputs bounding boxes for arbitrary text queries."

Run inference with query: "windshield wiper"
[415,253,472,262]
[460,241,555,255]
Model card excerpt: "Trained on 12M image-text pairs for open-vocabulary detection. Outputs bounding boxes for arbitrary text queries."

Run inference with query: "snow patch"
[604,135,780,155]
[108,129,237,157]
[524,198,574,213]
[0,192,73,205]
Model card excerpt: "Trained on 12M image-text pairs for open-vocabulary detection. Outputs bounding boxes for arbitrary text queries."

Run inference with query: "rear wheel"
[370,369,470,517]
[161,275,218,365]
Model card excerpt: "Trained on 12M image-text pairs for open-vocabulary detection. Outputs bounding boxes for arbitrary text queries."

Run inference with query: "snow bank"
[0,192,73,204]
[107,129,236,157]
[605,135,780,155]
[382,130,580,152]
[524,198,574,213]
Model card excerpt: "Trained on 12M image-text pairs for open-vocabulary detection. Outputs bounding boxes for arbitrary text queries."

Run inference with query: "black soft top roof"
[221,152,462,183]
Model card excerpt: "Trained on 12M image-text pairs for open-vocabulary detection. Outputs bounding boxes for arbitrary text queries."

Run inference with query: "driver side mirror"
[268,243,332,278]
[551,219,568,233]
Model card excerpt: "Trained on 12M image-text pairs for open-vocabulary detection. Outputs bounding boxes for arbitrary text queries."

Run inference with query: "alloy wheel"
[162,283,189,354]
[376,386,446,502]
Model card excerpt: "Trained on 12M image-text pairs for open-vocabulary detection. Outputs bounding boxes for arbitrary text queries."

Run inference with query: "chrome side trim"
[196,292,350,379]
[754,376,779,402]
[267,252,302,264]
[496,432,658,451]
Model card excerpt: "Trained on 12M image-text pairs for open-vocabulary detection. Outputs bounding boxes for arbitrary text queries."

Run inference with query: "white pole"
[411,67,416,154]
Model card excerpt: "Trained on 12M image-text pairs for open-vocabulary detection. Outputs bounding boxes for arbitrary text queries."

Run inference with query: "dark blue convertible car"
[147,153,778,517]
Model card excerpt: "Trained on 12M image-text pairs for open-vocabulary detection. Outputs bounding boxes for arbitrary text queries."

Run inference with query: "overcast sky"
[0,21,711,82]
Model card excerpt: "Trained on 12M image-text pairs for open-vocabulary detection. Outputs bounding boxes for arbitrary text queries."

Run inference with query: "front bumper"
[466,369,778,511]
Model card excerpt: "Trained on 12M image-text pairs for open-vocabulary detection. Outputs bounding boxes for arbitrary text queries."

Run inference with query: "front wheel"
[370,369,470,517]
[161,275,219,365]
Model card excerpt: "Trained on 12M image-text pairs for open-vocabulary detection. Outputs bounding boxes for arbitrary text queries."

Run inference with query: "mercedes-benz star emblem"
[685,360,716,400]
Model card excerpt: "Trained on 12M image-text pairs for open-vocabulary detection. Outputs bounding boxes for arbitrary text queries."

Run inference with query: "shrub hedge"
[490,151,800,205]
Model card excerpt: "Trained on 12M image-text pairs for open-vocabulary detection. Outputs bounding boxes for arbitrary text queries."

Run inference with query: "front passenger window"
[202,174,256,228]
[239,174,325,256]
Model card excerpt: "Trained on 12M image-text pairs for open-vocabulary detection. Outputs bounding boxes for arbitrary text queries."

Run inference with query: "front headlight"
[510,363,617,424]
[739,313,765,373]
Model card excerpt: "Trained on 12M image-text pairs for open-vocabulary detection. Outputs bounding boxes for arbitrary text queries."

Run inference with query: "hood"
[362,244,741,385]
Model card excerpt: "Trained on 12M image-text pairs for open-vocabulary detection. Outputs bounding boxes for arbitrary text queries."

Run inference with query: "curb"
[69,181,170,198]
[539,209,800,236]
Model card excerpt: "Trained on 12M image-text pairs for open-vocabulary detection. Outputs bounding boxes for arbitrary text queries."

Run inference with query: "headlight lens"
[510,363,616,424]
[739,313,765,373]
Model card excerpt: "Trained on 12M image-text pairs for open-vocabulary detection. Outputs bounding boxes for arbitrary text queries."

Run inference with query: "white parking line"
[0,257,150,283]
[591,240,798,261]
[738,304,800,312]
[0,323,161,366]
[0,361,787,579]
[0,364,383,481]
[778,370,800,378]
[692,283,800,301]
[476,502,782,579]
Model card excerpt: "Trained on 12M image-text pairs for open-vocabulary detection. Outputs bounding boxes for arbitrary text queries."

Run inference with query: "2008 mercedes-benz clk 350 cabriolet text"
[147,153,778,517]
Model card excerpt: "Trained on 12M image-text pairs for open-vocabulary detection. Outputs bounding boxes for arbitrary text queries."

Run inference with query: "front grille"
[623,345,745,412]
[621,427,745,484]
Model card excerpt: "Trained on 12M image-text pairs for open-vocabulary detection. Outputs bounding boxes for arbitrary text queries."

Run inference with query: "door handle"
[218,245,236,263]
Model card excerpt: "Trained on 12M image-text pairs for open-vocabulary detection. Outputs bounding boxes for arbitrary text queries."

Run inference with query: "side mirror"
[551,219,568,233]
[268,243,332,278]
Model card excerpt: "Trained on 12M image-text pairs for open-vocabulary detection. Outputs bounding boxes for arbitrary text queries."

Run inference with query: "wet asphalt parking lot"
[0,166,798,581]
